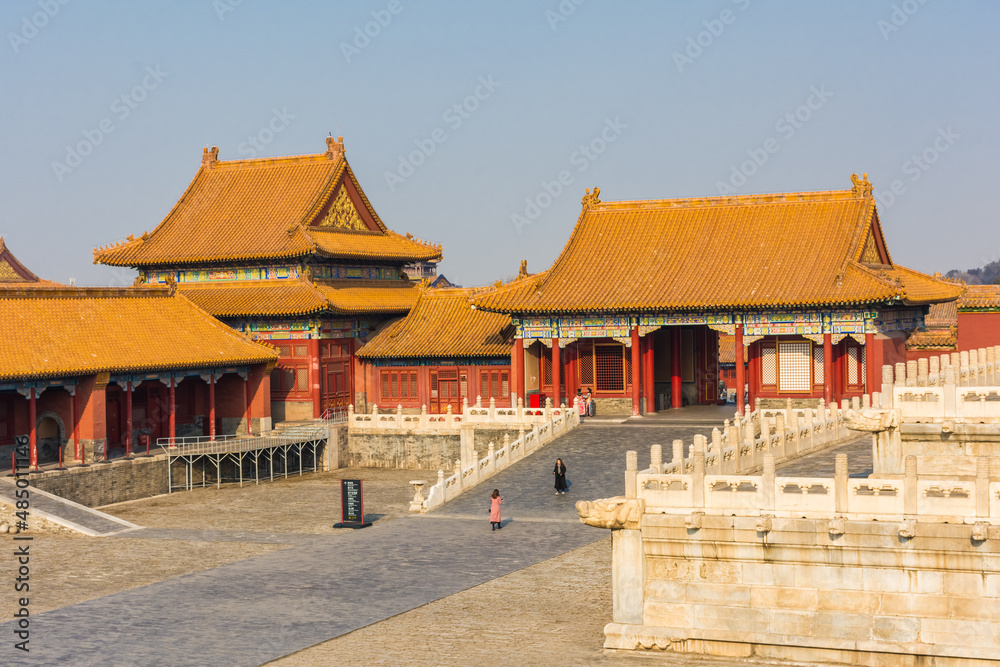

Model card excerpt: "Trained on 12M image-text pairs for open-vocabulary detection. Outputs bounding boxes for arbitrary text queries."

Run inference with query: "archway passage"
[36,415,62,463]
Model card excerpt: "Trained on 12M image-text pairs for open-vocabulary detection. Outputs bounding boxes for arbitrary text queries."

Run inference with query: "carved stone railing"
[347,396,571,432]
[417,404,580,512]
[657,397,863,477]
[596,447,1000,526]
[869,353,1000,421]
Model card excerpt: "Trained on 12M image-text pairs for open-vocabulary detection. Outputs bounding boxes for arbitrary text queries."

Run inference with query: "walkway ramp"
[0,478,140,536]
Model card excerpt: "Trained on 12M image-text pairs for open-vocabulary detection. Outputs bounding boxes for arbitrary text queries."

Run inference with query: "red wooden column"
[29,388,37,470]
[565,344,577,409]
[735,324,745,415]
[643,334,655,414]
[865,332,876,396]
[70,386,79,463]
[551,338,561,407]
[208,374,217,440]
[168,378,176,440]
[308,339,321,419]
[823,334,834,405]
[125,381,133,457]
[511,338,524,406]
[244,374,253,436]
[670,328,682,409]
[631,326,641,416]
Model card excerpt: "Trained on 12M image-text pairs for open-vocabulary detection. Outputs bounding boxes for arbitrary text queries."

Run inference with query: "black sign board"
[334,479,371,528]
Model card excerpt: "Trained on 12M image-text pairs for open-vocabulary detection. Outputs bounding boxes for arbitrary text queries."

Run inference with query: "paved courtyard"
[0,420,871,666]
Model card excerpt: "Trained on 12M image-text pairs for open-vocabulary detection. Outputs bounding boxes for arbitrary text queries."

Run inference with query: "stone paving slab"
[2,517,602,666]
[111,528,321,545]
[0,478,139,536]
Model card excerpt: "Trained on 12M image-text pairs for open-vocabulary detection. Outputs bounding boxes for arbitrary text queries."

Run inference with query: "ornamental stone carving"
[575,496,644,530]
[841,408,899,433]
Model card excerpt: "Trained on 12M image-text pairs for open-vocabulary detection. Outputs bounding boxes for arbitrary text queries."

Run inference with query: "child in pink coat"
[490,489,503,530]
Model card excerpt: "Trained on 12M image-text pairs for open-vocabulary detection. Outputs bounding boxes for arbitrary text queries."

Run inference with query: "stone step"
[0,478,141,536]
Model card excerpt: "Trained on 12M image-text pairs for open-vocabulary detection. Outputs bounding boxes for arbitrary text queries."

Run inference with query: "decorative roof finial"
[581,186,601,208]
[202,146,219,167]
[518,259,528,279]
[850,173,872,198]
[326,135,345,160]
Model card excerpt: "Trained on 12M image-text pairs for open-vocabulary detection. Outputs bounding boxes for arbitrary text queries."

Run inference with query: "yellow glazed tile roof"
[958,284,1000,310]
[0,237,60,286]
[178,279,420,318]
[0,285,277,381]
[474,178,962,314]
[178,280,329,318]
[717,334,748,365]
[906,327,957,350]
[359,288,513,359]
[93,139,442,267]
[314,280,419,315]
[923,300,958,328]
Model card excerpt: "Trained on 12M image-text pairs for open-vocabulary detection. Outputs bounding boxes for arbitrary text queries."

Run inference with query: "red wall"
[957,312,1000,351]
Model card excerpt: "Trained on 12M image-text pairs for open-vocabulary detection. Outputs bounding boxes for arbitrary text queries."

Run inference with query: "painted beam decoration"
[514,308,925,341]
[142,264,401,284]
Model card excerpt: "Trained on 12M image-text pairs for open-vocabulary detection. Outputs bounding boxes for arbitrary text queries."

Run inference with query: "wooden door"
[320,340,352,411]
[430,369,464,413]
[106,390,122,448]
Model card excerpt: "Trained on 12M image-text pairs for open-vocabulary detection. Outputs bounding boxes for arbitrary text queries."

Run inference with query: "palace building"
[0,238,277,468]
[356,287,514,411]
[93,137,442,421]
[905,283,1000,360]
[472,176,963,415]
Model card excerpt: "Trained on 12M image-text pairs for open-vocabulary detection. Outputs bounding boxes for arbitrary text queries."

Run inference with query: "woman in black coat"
[553,458,568,495]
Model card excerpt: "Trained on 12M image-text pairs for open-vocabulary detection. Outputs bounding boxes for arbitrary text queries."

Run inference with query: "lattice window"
[595,344,625,392]
[848,344,860,385]
[579,342,594,386]
[293,344,309,358]
[761,344,777,386]
[778,341,811,391]
[296,368,309,391]
[380,370,419,401]
[542,354,552,385]
[480,370,510,400]
[813,344,824,384]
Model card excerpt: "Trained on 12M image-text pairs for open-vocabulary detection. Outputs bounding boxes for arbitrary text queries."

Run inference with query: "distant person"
[490,488,503,531]
[553,458,568,495]
[585,390,595,417]
[577,390,586,420]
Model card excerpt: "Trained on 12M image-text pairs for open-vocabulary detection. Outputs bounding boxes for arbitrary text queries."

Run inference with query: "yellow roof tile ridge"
[593,188,859,211]
[211,152,340,170]
[0,285,173,299]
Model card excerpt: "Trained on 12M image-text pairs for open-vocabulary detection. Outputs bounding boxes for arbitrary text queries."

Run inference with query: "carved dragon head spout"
[575,496,644,530]
[842,408,900,433]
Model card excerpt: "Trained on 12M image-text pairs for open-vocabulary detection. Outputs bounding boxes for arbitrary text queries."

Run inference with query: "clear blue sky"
[2,0,998,287]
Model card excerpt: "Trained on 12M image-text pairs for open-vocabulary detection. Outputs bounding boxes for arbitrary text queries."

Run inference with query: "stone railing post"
[809,408,817,450]
[650,444,662,474]
[692,448,705,508]
[436,468,445,502]
[516,397,524,422]
[372,403,379,418]
[987,347,996,385]
[396,404,404,428]
[672,439,684,466]
[917,358,928,387]
[711,427,722,456]
[943,366,957,417]
[790,411,801,456]
[518,426,526,453]
[454,458,463,492]
[851,396,860,410]
[488,442,496,473]
[905,360,917,387]
[929,355,940,386]
[476,395,482,409]
[862,394,870,409]
[904,455,918,515]
[774,414,786,459]
[970,349,980,386]
[489,397,496,422]
[347,404,354,425]
[762,453,775,511]
[745,423,757,470]
[830,402,839,440]
[882,365,894,409]
[446,404,454,428]
[625,450,638,498]
[531,423,540,451]
[977,457,990,518]
[420,404,428,429]
[871,391,881,409]
[835,453,848,514]
[960,350,970,387]
[894,363,906,388]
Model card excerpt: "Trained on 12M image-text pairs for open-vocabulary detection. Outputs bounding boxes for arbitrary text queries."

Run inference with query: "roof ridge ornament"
[581,186,601,209]
[326,135,345,160]
[850,172,872,198]
[518,259,528,279]
[202,146,219,167]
